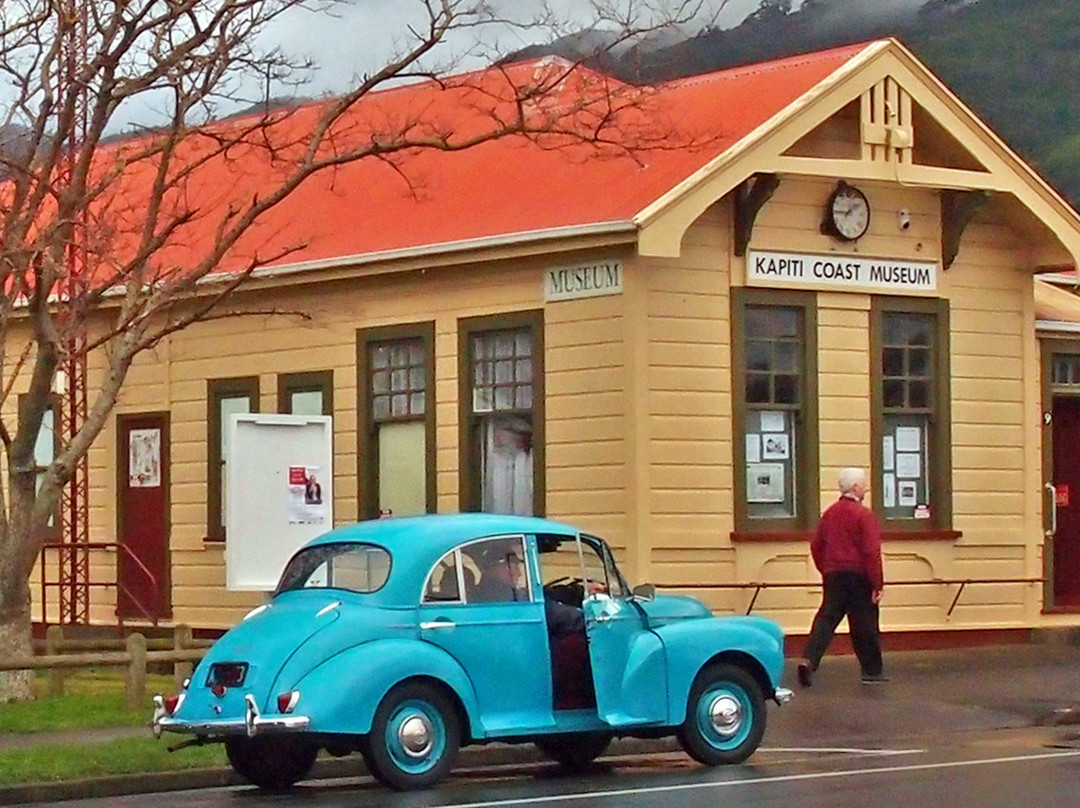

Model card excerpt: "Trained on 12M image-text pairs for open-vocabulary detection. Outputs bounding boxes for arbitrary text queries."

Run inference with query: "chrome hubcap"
[707,694,743,738]
[398,714,433,758]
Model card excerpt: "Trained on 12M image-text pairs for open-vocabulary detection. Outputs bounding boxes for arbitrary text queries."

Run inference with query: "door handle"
[420,620,455,630]
[593,613,613,623]
[1046,482,1058,538]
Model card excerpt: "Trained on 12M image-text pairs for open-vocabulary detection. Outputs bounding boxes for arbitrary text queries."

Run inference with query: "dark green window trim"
[731,288,819,534]
[458,310,545,516]
[870,296,952,531]
[356,322,436,520]
[206,376,259,542]
[277,370,334,416]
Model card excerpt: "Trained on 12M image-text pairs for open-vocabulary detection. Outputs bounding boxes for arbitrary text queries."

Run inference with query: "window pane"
[411,392,425,415]
[219,396,251,455]
[774,374,799,404]
[773,341,798,373]
[515,331,531,357]
[391,393,408,416]
[495,333,514,359]
[746,374,770,403]
[908,381,930,409]
[372,370,390,394]
[883,348,905,377]
[373,395,390,420]
[515,359,532,384]
[34,407,55,466]
[480,414,533,515]
[290,390,323,416]
[378,420,426,517]
[746,341,770,372]
[372,346,390,369]
[425,553,461,602]
[908,348,931,377]
[883,379,905,408]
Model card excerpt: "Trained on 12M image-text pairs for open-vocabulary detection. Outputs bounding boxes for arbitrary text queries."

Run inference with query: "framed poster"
[762,433,790,460]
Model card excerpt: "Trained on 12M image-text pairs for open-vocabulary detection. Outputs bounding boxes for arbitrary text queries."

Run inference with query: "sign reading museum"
[746,250,937,293]
[545,260,623,302]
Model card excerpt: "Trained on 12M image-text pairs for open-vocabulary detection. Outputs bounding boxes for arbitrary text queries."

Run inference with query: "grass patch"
[0,669,175,733]
[0,669,227,784]
[0,737,226,784]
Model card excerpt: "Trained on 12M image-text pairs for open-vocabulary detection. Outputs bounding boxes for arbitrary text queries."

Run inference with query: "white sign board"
[544,260,623,302]
[746,250,937,293]
[225,414,334,591]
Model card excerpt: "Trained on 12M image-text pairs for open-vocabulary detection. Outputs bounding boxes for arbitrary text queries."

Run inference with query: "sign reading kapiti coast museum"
[545,260,623,302]
[746,250,938,293]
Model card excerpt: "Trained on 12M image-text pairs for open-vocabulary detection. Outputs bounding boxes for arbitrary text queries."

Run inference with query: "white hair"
[837,467,867,493]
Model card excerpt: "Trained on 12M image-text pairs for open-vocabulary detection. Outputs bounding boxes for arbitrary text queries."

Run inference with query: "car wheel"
[367,681,461,791]
[224,736,318,791]
[677,662,766,765]
[535,732,612,771]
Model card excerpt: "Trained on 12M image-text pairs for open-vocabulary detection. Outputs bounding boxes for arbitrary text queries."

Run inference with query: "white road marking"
[433,749,1080,808]
[758,746,924,756]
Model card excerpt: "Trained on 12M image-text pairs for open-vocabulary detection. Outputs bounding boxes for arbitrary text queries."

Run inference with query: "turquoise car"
[152,513,792,791]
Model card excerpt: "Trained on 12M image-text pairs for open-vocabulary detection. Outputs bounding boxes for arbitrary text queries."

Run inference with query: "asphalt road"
[20,727,1080,808]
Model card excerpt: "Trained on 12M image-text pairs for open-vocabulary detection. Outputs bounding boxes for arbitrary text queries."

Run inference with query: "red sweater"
[811,495,884,591]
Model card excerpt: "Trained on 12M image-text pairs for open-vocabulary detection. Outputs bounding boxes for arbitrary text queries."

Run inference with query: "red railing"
[39,542,160,628]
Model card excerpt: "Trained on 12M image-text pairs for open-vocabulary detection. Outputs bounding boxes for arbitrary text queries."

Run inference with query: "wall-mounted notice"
[895,426,921,453]
[762,433,790,460]
[759,411,785,432]
[895,452,921,480]
[882,436,895,472]
[883,473,896,508]
[745,434,761,463]
[747,463,785,503]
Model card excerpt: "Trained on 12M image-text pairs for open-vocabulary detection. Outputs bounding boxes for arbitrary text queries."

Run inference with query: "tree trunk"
[0,588,34,703]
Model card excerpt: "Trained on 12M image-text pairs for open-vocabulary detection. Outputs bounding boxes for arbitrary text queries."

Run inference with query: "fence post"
[44,625,66,697]
[173,624,194,691]
[125,633,147,712]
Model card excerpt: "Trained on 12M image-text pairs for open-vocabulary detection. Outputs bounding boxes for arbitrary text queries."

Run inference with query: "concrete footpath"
[3,641,1080,805]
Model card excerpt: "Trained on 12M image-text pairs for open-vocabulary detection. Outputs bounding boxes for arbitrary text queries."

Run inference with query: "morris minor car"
[153,513,792,791]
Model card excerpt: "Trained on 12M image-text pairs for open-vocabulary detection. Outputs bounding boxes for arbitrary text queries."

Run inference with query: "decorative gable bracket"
[733,173,781,257]
[941,190,990,270]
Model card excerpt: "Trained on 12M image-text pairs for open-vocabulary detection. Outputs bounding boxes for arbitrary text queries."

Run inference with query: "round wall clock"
[824,181,870,241]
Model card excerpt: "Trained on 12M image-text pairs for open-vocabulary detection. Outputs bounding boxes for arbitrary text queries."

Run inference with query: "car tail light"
[277,691,301,713]
[163,693,185,715]
[206,662,248,689]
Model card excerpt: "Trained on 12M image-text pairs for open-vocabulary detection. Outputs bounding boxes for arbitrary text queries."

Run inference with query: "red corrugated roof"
[97,42,871,277]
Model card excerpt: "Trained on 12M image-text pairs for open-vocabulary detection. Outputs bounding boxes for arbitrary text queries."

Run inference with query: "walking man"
[797,467,888,686]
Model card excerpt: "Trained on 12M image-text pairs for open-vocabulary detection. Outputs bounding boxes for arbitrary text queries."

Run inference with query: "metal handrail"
[656,577,1046,617]
[39,541,161,628]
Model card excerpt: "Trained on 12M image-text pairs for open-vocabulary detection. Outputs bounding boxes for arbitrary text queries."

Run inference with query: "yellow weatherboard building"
[30,39,1080,646]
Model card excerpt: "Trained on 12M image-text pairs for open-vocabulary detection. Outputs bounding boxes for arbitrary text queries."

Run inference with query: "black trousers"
[802,570,883,676]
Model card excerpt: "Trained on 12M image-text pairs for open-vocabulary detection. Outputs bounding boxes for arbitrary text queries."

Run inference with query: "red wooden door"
[117,414,170,620]
[1052,397,1080,605]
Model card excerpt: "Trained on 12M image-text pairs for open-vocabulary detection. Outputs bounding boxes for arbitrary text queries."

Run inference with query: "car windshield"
[275,542,392,595]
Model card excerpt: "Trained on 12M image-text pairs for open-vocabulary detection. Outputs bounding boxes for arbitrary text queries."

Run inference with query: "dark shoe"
[797,660,813,688]
[861,673,890,684]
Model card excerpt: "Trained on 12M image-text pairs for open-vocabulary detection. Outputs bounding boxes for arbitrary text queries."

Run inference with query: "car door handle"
[420,620,455,630]
[593,614,613,623]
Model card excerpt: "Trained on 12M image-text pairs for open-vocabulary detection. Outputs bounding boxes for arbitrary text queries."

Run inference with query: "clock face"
[829,184,870,240]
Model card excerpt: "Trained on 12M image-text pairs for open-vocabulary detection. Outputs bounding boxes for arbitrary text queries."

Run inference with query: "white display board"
[224,414,334,591]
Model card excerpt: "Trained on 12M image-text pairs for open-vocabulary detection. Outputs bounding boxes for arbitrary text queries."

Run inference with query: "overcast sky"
[257,0,782,98]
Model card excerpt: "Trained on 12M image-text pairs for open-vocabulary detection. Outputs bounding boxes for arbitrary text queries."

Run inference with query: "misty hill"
[518,0,1080,207]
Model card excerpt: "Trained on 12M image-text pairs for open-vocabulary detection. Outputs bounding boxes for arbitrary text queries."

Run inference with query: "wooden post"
[173,624,194,691]
[44,625,66,697]
[125,633,147,712]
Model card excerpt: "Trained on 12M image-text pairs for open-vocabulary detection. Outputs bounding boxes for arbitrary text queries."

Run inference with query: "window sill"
[731,529,962,543]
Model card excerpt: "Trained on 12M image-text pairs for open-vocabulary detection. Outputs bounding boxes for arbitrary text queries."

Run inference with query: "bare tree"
[0,0,721,701]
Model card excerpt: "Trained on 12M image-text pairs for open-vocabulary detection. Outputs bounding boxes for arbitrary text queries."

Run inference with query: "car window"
[423,551,463,603]
[460,536,530,603]
[537,534,625,599]
[275,543,391,595]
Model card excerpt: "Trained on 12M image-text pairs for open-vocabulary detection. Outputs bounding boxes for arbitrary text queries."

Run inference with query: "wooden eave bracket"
[941,189,990,270]
[733,173,781,257]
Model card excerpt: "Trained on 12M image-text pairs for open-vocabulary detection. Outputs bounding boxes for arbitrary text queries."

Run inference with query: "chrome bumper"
[152,693,310,739]
[773,687,794,706]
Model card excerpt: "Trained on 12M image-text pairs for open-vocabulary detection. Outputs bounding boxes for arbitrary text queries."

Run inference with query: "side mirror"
[631,583,656,602]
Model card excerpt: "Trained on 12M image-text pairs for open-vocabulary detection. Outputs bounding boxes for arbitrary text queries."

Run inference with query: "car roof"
[296,514,584,602]
[304,513,581,555]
